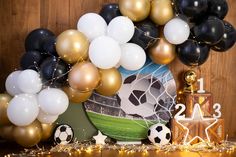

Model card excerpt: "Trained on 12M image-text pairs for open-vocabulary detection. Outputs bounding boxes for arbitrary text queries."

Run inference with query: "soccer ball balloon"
[54,124,74,145]
[147,123,171,145]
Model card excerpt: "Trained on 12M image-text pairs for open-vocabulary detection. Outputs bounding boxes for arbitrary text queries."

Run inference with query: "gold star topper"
[93,131,107,145]
[176,103,218,145]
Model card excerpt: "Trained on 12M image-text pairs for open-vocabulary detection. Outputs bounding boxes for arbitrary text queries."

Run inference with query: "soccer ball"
[147,123,171,145]
[117,74,165,118]
[54,124,74,145]
[83,59,176,141]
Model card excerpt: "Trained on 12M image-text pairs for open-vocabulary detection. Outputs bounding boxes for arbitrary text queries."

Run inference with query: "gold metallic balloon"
[13,120,42,147]
[119,0,151,22]
[0,93,12,126]
[63,86,92,103]
[0,125,14,140]
[68,61,100,92]
[56,29,89,64]
[41,123,55,141]
[96,68,122,96]
[150,0,174,25]
[148,31,176,65]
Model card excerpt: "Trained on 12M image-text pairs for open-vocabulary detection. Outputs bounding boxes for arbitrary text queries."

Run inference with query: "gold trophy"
[183,70,197,93]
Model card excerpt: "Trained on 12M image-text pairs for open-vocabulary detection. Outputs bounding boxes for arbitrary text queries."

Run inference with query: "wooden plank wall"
[0,0,235,138]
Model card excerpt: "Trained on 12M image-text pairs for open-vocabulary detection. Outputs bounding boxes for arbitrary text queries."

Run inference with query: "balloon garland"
[0,0,235,148]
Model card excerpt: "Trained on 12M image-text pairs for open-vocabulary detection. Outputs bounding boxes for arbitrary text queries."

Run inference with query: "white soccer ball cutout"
[117,75,165,118]
[54,124,74,145]
[147,123,171,145]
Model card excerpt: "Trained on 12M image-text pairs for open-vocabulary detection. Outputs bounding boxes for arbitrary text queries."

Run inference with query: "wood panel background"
[0,0,235,138]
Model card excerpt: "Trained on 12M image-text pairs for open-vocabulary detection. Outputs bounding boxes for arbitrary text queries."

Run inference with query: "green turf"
[87,111,159,141]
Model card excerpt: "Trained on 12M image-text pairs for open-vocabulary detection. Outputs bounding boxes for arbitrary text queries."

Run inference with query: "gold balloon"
[13,120,42,147]
[68,61,100,92]
[56,29,89,64]
[96,68,122,96]
[63,86,92,103]
[148,30,176,65]
[0,125,14,140]
[119,0,151,22]
[150,0,174,25]
[0,93,12,126]
[41,123,55,141]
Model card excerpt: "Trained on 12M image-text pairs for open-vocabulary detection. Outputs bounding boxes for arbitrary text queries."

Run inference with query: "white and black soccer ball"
[147,123,171,145]
[117,75,165,118]
[54,124,74,145]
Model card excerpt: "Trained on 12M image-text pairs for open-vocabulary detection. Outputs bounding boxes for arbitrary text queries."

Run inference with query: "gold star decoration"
[176,103,218,145]
[93,131,107,145]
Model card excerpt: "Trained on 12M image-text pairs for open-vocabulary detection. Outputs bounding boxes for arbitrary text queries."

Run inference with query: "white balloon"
[7,94,39,126]
[38,88,69,115]
[120,43,146,71]
[89,36,121,69]
[107,16,135,44]
[77,13,107,41]
[5,71,22,96]
[164,18,190,45]
[17,69,42,94]
[37,110,58,124]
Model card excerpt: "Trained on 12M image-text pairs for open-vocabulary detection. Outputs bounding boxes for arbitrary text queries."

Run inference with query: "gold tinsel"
[5,141,236,157]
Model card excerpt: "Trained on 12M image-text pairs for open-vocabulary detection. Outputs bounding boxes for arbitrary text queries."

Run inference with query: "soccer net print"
[84,59,176,141]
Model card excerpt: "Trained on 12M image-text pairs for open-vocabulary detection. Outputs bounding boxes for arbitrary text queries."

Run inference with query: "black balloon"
[99,3,122,24]
[208,0,228,20]
[177,39,210,66]
[25,28,55,52]
[40,57,70,86]
[212,21,236,52]
[193,16,224,45]
[130,20,159,49]
[20,51,45,71]
[176,0,208,23]
[42,36,58,56]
